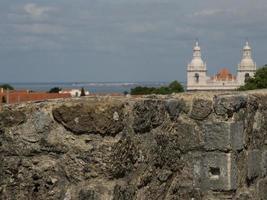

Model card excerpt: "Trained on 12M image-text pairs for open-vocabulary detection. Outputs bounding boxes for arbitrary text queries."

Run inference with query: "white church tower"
[237,41,257,85]
[187,41,207,90]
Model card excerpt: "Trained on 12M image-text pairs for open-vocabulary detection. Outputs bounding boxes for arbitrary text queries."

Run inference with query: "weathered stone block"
[202,121,244,151]
[113,185,135,200]
[164,99,187,120]
[52,103,124,136]
[261,151,267,177]
[79,189,99,200]
[214,95,247,117]
[236,193,251,200]
[0,110,26,128]
[190,98,213,120]
[247,150,262,180]
[231,121,244,151]
[257,178,267,200]
[194,152,237,191]
[133,100,166,133]
[203,122,231,151]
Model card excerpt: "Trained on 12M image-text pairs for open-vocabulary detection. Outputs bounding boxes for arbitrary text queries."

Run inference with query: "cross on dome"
[195,39,199,47]
[244,41,251,50]
[188,39,206,70]
[193,40,201,52]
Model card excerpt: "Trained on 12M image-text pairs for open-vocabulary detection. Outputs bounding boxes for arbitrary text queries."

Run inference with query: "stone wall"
[0,91,267,200]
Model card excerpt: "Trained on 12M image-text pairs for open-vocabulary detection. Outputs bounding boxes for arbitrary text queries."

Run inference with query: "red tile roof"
[0,91,71,104]
[212,68,236,81]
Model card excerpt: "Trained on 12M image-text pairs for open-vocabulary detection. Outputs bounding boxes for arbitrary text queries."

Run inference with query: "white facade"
[187,41,256,91]
[59,89,90,97]
[237,41,257,85]
[187,42,208,88]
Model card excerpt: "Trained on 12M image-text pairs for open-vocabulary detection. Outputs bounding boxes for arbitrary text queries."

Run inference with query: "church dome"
[188,41,206,70]
[190,58,204,67]
[193,45,201,51]
[239,41,256,69]
[243,41,251,50]
[240,58,254,68]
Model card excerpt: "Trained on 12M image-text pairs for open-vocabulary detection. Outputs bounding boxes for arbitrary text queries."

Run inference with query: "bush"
[130,81,184,95]
[168,80,184,93]
[49,87,62,93]
[238,65,267,91]
[0,84,14,90]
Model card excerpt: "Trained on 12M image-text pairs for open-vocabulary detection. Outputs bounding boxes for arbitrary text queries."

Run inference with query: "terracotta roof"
[212,68,236,81]
[0,89,29,94]
[0,92,71,104]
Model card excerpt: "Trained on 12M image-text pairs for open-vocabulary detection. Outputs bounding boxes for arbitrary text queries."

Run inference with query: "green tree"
[80,87,86,96]
[49,87,62,93]
[238,65,267,91]
[130,86,156,95]
[154,86,170,95]
[0,84,14,90]
[130,80,184,95]
[168,80,184,93]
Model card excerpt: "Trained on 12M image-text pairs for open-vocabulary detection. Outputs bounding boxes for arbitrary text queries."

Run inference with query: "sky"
[0,0,266,83]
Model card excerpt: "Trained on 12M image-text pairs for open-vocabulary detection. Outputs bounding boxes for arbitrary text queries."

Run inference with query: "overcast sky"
[0,0,266,82]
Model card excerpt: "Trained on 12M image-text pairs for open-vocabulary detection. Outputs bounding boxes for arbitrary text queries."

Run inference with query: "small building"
[187,41,256,91]
[59,88,89,97]
[0,90,71,104]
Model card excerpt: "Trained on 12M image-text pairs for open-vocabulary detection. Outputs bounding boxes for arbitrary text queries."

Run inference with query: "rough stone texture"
[164,98,188,120]
[1,91,267,199]
[0,110,26,129]
[202,122,232,151]
[190,98,213,120]
[214,94,247,117]
[133,100,167,133]
[52,103,124,136]
[247,150,262,180]
[258,178,267,200]
[202,121,244,151]
[231,121,244,151]
[202,152,237,191]
[262,151,267,177]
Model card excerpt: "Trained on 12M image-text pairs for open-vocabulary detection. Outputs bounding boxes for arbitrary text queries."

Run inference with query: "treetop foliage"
[0,84,14,90]
[238,65,267,91]
[130,80,184,95]
[49,87,62,93]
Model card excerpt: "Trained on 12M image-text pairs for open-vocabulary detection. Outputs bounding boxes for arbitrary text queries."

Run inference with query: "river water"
[8,82,172,94]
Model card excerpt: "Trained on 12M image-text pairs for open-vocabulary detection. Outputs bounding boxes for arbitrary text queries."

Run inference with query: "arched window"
[245,73,250,82]
[194,73,199,83]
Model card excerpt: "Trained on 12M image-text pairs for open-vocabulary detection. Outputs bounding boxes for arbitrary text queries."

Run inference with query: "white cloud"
[23,3,56,17]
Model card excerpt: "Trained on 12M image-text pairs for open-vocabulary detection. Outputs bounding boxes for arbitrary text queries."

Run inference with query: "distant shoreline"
[3,82,186,94]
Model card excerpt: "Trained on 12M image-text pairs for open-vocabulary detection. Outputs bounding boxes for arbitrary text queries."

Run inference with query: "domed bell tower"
[187,41,207,90]
[237,41,256,85]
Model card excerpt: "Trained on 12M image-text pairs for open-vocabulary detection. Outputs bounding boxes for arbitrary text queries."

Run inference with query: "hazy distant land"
[7,82,180,94]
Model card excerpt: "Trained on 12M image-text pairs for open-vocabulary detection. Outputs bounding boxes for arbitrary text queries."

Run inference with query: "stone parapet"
[0,91,267,199]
